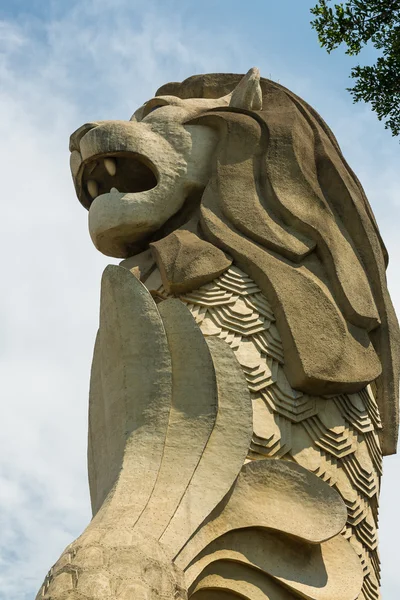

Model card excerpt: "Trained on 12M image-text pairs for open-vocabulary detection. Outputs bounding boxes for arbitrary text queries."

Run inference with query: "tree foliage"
[311,1,400,137]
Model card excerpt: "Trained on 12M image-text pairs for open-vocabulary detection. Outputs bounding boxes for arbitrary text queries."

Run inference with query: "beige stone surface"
[191,562,302,600]
[156,72,399,454]
[176,458,347,569]
[119,247,155,280]
[70,67,398,451]
[160,335,253,558]
[89,265,173,519]
[200,123,383,395]
[134,298,219,539]
[185,531,363,600]
[36,68,399,600]
[170,265,382,597]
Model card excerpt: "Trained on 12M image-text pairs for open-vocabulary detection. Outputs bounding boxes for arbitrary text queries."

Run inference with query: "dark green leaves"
[311,1,400,137]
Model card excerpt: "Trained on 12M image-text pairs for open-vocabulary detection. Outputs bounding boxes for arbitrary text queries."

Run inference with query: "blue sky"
[0,0,399,598]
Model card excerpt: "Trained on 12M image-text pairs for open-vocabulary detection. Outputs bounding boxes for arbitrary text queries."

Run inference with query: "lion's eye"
[142,101,169,119]
[148,105,163,114]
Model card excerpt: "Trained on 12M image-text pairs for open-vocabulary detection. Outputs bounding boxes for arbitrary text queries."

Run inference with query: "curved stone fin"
[160,337,253,557]
[185,529,363,600]
[134,299,218,537]
[177,459,347,569]
[88,330,109,515]
[191,561,297,600]
[92,265,173,526]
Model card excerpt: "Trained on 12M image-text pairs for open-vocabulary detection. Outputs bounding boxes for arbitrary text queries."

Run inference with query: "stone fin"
[134,299,218,538]
[186,530,363,600]
[151,229,231,295]
[160,337,253,558]
[92,265,173,526]
[177,459,348,569]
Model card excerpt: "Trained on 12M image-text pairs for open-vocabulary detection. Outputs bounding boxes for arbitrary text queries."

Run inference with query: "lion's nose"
[69,122,100,152]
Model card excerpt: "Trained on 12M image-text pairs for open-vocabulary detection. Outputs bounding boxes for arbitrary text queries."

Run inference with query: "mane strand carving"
[157,73,399,455]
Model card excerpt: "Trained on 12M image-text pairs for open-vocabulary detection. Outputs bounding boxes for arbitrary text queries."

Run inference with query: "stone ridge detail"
[38,68,397,600]
[151,264,382,600]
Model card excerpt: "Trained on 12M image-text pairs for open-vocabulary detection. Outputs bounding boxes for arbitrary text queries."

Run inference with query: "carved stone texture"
[150,264,382,600]
[36,69,399,600]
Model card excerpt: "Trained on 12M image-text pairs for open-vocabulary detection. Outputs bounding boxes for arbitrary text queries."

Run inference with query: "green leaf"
[310,0,400,138]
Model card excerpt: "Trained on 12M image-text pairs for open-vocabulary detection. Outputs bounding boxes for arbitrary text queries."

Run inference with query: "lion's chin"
[88,182,192,258]
[88,191,161,258]
[92,228,151,258]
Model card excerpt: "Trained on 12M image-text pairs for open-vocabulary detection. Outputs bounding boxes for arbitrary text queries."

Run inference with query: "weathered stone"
[36,68,398,600]
[150,229,231,294]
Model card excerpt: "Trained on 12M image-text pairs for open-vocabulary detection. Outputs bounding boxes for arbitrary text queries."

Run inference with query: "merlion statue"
[36,69,399,600]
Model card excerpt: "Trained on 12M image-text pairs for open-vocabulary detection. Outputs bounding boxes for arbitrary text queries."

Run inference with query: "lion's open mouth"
[80,153,158,208]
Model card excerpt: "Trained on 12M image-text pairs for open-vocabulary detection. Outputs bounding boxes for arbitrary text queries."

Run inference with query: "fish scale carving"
[155,264,383,600]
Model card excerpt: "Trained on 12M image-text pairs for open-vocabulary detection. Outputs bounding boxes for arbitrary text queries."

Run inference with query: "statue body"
[37,70,399,600]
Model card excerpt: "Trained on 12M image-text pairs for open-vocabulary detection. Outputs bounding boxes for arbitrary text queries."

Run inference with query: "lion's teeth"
[87,179,99,199]
[104,158,117,176]
[110,187,119,193]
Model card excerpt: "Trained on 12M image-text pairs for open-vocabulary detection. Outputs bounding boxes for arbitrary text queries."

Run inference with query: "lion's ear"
[227,67,263,111]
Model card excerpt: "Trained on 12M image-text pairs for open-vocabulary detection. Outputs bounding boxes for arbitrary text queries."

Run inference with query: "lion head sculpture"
[69,68,399,455]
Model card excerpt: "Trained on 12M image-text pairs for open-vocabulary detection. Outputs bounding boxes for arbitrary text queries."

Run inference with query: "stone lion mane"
[154,73,399,455]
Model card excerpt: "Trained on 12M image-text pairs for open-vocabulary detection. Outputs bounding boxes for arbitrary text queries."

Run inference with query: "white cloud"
[0,1,399,598]
[0,5,246,598]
